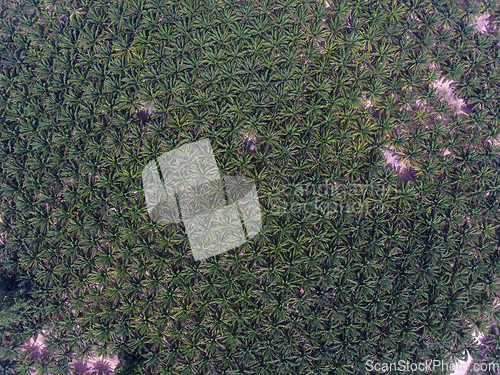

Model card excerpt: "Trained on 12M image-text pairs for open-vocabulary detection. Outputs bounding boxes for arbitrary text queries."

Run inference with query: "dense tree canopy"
[1,0,500,373]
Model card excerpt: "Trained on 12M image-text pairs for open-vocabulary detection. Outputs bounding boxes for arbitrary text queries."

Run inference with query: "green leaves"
[1,0,500,373]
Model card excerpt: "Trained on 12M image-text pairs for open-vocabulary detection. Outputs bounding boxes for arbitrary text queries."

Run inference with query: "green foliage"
[114,352,145,375]
[0,272,42,374]
[1,0,500,373]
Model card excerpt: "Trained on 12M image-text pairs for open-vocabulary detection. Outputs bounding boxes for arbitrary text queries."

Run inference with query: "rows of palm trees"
[1,0,500,373]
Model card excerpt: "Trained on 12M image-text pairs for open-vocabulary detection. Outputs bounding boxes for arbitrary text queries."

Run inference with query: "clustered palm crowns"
[1,0,500,373]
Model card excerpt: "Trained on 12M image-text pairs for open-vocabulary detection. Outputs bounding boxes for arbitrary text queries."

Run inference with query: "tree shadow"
[90,359,114,375]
